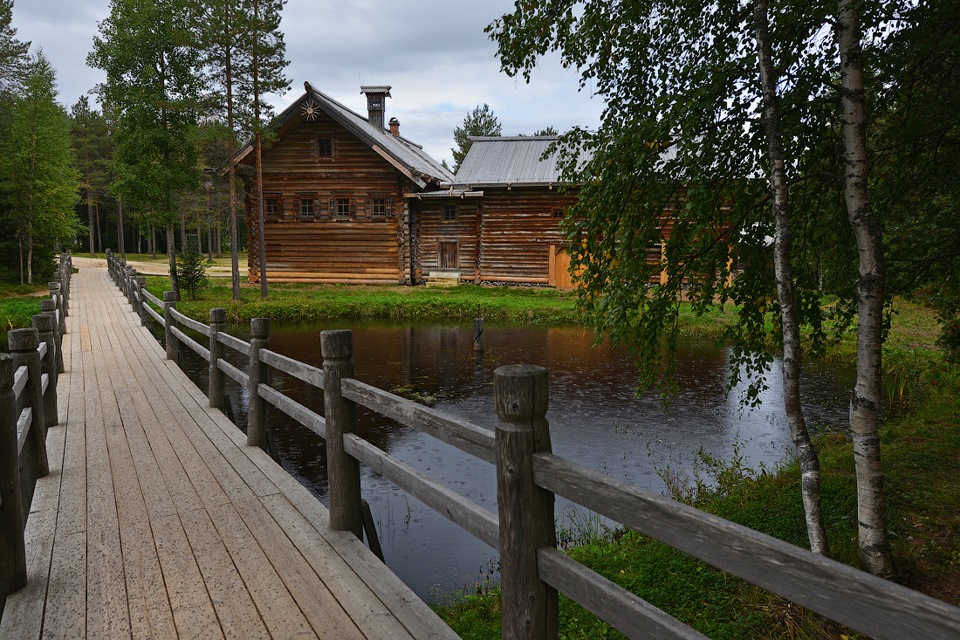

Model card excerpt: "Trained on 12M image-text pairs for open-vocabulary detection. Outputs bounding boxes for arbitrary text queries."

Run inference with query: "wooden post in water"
[32,314,58,428]
[208,308,225,410]
[321,330,363,539]
[473,317,484,352]
[246,318,269,448]
[0,355,26,598]
[9,328,49,478]
[163,291,178,362]
[40,299,64,375]
[494,364,557,640]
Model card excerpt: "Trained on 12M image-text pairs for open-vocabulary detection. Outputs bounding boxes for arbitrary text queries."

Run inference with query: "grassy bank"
[435,324,959,638]
[0,282,47,335]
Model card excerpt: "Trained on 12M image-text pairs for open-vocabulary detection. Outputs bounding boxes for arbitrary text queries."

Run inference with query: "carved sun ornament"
[301,98,320,121]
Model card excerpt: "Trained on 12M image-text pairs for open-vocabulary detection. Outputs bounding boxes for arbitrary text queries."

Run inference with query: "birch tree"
[488,0,893,567]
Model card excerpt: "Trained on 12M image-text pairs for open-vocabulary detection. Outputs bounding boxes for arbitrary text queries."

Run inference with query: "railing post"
[136,276,148,327]
[54,273,67,318]
[0,355,26,598]
[40,299,64,375]
[48,282,65,336]
[163,291,178,361]
[126,268,137,307]
[9,328,49,479]
[32,314,58,429]
[208,308,226,410]
[246,318,269,448]
[321,330,363,539]
[494,364,557,640]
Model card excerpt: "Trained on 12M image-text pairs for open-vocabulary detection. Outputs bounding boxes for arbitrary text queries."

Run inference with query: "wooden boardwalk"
[1,268,457,639]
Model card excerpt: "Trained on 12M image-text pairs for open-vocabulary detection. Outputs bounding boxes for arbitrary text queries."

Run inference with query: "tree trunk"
[754,0,829,556]
[87,182,95,257]
[255,136,268,298]
[95,201,102,254]
[252,0,268,299]
[17,231,24,285]
[167,226,180,301]
[225,5,241,300]
[837,0,893,577]
[117,194,126,259]
[26,222,33,284]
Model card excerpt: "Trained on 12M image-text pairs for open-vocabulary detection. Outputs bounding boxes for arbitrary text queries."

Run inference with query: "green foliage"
[176,240,208,300]
[70,95,113,256]
[0,51,81,284]
[0,0,28,95]
[89,0,203,228]
[451,103,501,172]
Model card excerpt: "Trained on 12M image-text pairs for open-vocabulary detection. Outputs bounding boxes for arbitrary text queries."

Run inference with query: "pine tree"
[90,0,203,300]
[451,104,501,172]
[70,96,112,257]
[0,0,28,95]
[0,51,80,283]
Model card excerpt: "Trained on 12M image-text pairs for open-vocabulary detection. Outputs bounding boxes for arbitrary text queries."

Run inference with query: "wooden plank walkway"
[1,267,458,639]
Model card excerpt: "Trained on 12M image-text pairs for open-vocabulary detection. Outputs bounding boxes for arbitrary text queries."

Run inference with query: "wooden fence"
[1,253,70,604]
[110,251,960,640]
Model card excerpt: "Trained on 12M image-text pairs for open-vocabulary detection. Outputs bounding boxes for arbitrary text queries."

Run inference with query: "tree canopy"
[451,103,502,172]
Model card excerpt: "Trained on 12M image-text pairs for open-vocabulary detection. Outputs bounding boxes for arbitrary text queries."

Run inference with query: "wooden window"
[552,207,565,218]
[372,198,387,216]
[442,204,457,222]
[335,197,352,217]
[264,194,282,221]
[298,193,316,219]
[316,136,333,158]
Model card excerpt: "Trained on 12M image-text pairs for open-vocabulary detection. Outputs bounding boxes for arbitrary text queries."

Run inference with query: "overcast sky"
[10,0,604,166]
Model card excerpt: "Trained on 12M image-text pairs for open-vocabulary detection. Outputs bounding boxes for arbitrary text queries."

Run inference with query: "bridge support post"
[246,318,270,449]
[40,299,64,375]
[32,314,59,429]
[208,308,226,410]
[0,355,26,599]
[163,291,178,362]
[321,330,363,539]
[9,328,49,479]
[494,364,557,640]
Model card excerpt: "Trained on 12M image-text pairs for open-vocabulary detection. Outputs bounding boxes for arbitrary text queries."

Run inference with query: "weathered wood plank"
[152,512,225,640]
[207,502,315,639]
[533,452,960,640]
[12,364,27,398]
[341,378,495,464]
[170,325,210,362]
[259,347,324,388]
[258,383,326,439]
[169,308,210,336]
[216,332,251,357]
[217,359,248,386]
[178,507,270,640]
[537,548,707,640]
[233,498,366,638]
[343,433,498,549]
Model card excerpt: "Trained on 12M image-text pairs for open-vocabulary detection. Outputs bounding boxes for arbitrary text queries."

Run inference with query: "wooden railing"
[1,252,70,603]
[110,252,960,640]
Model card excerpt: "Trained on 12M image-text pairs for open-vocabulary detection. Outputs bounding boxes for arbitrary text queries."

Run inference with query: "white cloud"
[11,0,603,166]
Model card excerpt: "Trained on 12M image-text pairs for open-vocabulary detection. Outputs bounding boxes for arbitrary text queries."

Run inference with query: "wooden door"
[439,241,459,270]
[549,245,576,288]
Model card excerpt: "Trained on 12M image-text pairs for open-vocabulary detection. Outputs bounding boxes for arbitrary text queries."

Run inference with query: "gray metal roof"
[234,82,453,187]
[451,136,568,188]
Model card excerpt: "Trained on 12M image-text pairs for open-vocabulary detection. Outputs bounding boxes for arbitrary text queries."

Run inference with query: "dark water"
[172,320,855,602]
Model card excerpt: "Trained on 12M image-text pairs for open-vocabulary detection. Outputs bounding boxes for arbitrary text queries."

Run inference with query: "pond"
[171,320,856,602]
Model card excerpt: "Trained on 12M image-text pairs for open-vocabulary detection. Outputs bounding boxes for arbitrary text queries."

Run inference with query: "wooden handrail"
[2,256,66,600]
[104,264,960,640]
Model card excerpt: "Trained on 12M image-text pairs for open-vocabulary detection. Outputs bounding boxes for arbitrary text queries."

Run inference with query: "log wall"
[242,112,415,284]
[477,189,577,284]
[417,200,482,280]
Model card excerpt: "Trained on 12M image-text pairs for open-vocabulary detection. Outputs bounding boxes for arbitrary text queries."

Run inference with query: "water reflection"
[173,320,855,602]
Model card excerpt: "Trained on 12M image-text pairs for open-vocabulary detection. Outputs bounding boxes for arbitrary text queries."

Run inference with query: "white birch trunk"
[837,0,893,577]
[754,0,830,556]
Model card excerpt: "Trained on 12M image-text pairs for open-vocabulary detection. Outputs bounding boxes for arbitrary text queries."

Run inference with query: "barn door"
[439,241,459,270]
[549,245,576,288]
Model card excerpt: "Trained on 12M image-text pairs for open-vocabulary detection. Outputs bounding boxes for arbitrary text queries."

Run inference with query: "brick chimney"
[360,85,391,130]
[388,117,400,137]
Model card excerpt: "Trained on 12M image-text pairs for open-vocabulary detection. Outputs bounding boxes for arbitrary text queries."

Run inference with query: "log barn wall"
[241,111,416,284]
[477,189,578,284]
[417,199,482,280]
